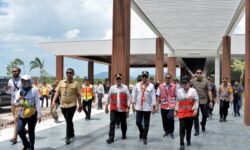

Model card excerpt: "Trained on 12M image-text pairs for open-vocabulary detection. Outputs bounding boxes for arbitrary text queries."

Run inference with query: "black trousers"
[61,106,76,138]
[220,100,230,120]
[136,111,151,139]
[233,95,240,115]
[194,103,208,132]
[82,99,93,119]
[208,100,215,116]
[108,111,127,139]
[161,109,174,134]
[179,117,194,146]
[41,95,49,108]
[97,94,103,109]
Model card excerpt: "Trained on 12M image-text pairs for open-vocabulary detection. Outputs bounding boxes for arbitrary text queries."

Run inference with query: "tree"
[6,58,25,76]
[231,59,245,83]
[29,57,46,80]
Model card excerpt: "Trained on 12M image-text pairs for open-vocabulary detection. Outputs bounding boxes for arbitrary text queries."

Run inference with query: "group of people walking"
[5,66,244,150]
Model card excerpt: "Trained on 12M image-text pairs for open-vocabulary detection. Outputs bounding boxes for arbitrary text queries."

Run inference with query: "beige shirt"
[56,79,81,108]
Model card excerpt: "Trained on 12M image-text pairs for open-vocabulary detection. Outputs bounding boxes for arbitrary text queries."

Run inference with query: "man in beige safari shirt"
[52,68,82,145]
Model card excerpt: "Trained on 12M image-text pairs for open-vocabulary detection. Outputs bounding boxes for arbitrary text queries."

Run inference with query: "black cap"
[181,75,190,83]
[115,74,122,79]
[142,71,149,76]
[84,76,89,80]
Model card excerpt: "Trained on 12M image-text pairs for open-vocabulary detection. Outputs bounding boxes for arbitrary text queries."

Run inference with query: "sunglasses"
[66,72,73,74]
[196,72,202,74]
[142,75,148,78]
[165,77,171,79]
[182,82,188,84]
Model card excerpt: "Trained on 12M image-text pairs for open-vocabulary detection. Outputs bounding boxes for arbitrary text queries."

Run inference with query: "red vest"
[110,92,128,111]
[159,83,176,109]
[178,98,195,119]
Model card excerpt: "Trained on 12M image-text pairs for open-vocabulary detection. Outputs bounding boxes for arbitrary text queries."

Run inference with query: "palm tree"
[6,58,25,76]
[29,57,45,79]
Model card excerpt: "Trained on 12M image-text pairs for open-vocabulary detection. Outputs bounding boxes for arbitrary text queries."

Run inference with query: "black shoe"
[179,145,185,150]
[143,139,147,145]
[9,138,17,144]
[106,138,114,144]
[238,112,240,116]
[194,131,199,136]
[187,141,191,146]
[163,133,169,137]
[219,119,223,122]
[139,134,143,140]
[65,137,70,145]
[22,146,29,150]
[223,118,227,122]
[122,135,126,140]
[202,126,205,132]
[170,133,174,139]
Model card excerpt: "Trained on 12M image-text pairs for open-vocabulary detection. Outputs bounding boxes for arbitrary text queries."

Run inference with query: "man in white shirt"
[132,71,156,145]
[5,67,22,144]
[105,74,131,144]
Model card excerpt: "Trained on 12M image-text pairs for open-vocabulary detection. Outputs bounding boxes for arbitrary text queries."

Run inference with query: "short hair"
[196,68,203,72]
[12,67,21,73]
[66,68,74,74]
[165,73,172,78]
[223,77,228,80]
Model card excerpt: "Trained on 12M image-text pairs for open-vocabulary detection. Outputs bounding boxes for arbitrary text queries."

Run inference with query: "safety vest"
[178,98,195,119]
[110,92,128,111]
[82,84,94,100]
[41,86,49,96]
[159,83,176,109]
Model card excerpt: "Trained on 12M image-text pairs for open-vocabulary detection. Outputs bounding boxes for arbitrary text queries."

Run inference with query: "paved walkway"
[0,104,250,150]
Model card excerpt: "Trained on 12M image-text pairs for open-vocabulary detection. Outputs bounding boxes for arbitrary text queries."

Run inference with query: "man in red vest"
[156,73,177,139]
[174,75,199,150]
[105,74,131,144]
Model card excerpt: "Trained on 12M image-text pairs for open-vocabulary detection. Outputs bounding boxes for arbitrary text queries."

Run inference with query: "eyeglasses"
[182,82,188,84]
[66,72,73,74]
[196,72,202,74]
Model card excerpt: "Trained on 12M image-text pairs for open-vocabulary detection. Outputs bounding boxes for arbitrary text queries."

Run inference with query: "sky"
[0,0,245,78]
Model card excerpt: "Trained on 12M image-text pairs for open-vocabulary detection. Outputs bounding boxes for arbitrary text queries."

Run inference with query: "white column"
[215,51,220,88]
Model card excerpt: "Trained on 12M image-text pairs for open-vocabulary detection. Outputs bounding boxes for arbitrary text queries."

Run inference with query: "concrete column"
[111,0,131,86]
[222,36,231,81]
[167,57,176,78]
[215,51,220,88]
[155,37,164,82]
[244,0,250,126]
[108,65,111,82]
[56,55,64,81]
[88,61,94,85]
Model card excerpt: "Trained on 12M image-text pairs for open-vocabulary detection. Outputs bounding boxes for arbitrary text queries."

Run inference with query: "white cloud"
[103,29,112,39]
[64,29,81,40]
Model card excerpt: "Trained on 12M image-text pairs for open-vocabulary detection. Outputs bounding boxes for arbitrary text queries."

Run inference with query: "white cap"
[21,75,31,80]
